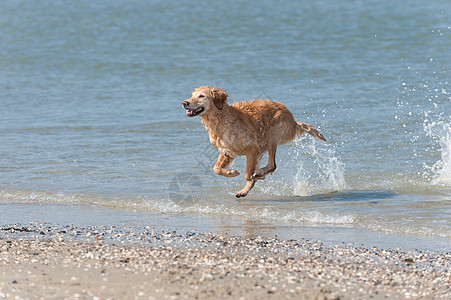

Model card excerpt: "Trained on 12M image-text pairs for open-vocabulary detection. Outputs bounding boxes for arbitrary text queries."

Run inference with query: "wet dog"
[182,86,326,197]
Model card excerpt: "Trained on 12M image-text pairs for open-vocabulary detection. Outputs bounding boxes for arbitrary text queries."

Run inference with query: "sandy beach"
[0,224,449,299]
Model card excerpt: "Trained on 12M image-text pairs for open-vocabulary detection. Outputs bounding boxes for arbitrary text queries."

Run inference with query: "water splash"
[255,138,347,197]
[293,159,309,196]
[281,138,347,196]
[395,61,450,189]
[421,81,451,185]
[425,121,451,185]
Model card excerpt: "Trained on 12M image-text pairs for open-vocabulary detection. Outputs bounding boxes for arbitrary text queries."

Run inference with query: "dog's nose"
[182,100,189,108]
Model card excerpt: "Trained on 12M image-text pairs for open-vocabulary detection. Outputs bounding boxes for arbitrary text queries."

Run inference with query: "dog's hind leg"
[252,142,277,181]
[213,154,240,177]
[236,152,260,198]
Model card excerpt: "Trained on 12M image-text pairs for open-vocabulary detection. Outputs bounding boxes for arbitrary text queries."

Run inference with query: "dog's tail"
[296,121,327,142]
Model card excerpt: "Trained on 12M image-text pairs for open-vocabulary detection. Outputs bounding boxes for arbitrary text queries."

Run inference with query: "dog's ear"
[211,87,228,110]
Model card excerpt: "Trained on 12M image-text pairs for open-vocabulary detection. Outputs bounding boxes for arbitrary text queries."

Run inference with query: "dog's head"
[182,86,228,117]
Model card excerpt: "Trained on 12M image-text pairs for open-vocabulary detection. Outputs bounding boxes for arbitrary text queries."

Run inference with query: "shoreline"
[1,224,450,299]
[0,201,449,253]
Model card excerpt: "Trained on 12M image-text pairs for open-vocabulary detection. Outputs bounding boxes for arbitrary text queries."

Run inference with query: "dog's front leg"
[235,152,259,198]
[213,154,239,177]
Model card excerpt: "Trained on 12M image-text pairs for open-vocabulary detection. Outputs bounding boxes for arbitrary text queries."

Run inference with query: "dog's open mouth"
[186,107,205,117]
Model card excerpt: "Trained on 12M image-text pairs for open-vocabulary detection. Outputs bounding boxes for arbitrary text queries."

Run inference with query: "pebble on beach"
[0,223,450,299]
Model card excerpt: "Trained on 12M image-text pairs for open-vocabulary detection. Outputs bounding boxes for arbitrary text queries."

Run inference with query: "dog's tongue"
[186,109,194,117]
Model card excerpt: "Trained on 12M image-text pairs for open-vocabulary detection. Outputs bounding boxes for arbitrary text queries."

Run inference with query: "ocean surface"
[1,0,450,251]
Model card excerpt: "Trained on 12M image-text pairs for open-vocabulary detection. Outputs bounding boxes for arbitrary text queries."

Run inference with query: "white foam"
[0,188,352,226]
[2,189,450,238]
[183,203,356,226]
[363,219,451,238]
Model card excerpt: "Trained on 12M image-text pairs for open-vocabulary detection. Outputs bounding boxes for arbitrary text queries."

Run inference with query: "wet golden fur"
[182,86,326,197]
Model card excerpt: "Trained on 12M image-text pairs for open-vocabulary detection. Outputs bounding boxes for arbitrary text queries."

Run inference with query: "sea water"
[0,0,450,251]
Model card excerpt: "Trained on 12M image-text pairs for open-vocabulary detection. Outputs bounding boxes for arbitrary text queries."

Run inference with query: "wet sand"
[0,224,450,299]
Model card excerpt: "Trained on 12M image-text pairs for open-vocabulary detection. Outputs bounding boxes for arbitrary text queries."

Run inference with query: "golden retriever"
[182,86,326,198]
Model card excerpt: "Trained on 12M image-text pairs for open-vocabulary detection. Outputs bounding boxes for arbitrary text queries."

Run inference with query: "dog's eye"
[199,95,205,98]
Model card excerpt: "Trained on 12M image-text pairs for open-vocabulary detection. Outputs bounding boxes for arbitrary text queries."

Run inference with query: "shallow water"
[1,0,450,250]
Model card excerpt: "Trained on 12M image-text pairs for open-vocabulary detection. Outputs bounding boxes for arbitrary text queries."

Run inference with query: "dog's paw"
[226,169,240,177]
[235,191,248,198]
[251,170,266,181]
